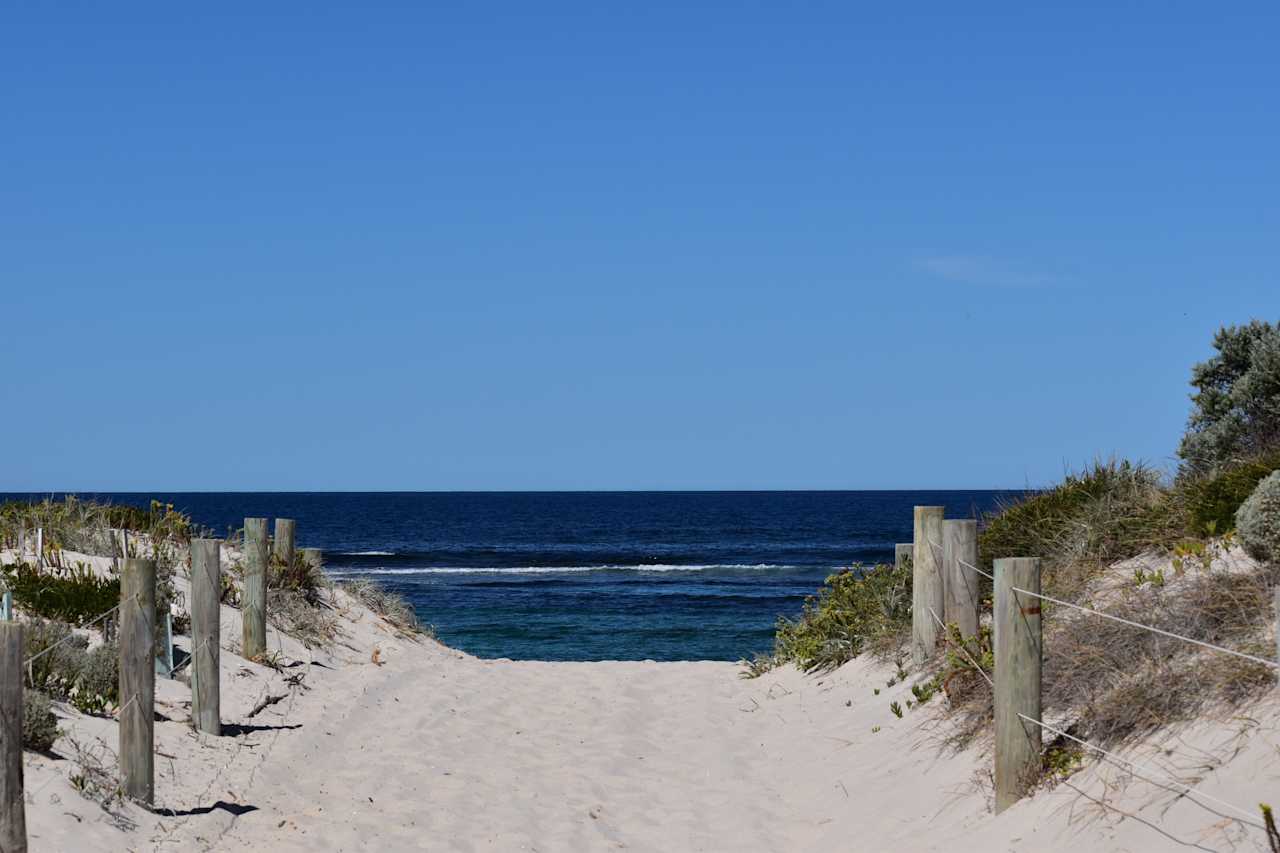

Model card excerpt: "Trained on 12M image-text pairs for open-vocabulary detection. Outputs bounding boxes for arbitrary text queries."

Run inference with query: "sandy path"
[214,655,818,852]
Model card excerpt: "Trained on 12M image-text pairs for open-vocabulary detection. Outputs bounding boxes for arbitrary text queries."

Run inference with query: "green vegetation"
[762,561,910,673]
[23,689,60,751]
[338,577,426,636]
[1179,320,1280,477]
[2,561,120,625]
[1181,451,1280,535]
[20,616,119,713]
[1237,470,1280,562]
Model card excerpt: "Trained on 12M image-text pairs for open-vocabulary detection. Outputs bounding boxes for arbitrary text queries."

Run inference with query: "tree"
[1179,320,1280,476]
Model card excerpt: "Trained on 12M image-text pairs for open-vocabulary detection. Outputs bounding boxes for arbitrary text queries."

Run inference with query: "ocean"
[3,491,1010,661]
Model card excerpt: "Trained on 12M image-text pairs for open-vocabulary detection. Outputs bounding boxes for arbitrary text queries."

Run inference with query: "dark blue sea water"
[2,491,1008,661]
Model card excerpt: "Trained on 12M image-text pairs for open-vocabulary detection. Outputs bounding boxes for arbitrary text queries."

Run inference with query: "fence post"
[1,622,25,853]
[911,506,946,666]
[894,543,913,572]
[34,529,42,570]
[302,547,322,570]
[190,538,221,736]
[243,518,269,661]
[273,518,296,569]
[119,558,156,805]
[943,519,980,640]
[994,556,1042,813]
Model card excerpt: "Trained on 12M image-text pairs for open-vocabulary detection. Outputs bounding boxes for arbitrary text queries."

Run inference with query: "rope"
[21,596,135,668]
[958,558,994,581]
[926,606,993,686]
[1016,713,1265,829]
[1009,585,1279,671]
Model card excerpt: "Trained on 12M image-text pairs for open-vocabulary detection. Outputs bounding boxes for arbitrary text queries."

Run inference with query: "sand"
[12,550,1280,852]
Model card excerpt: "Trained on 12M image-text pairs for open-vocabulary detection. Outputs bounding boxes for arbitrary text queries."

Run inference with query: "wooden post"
[273,518,296,569]
[190,538,221,736]
[243,518,269,661]
[994,556,1042,813]
[34,529,42,570]
[911,506,946,666]
[119,558,156,805]
[894,543,913,572]
[943,519,980,640]
[302,547,322,570]
[1,622,25,853]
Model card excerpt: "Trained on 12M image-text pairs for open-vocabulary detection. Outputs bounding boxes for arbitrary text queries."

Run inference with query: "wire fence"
[919,534,1278,838]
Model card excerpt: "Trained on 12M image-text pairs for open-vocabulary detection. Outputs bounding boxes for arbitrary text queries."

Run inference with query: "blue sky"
[2,2,1277,490]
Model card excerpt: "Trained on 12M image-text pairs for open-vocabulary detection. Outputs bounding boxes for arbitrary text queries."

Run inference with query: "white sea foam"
[340,551,397,556]
[325,563,794,576]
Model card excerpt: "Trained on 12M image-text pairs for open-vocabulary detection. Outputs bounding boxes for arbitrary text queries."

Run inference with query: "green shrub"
[979,460,1172,572]
[1,562,120,625]
[1180,451,1280,535]
[769,560,911,673]
[1179,320,1280,476]
[1237,471,1280,563]
[22,617,86,699]
[23,689,59,751]
[72,642,119,715]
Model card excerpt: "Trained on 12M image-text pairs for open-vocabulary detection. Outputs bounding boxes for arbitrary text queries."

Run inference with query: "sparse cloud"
[913,254,1058,288]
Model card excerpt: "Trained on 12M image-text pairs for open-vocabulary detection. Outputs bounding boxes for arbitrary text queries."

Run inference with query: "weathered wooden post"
[190,538,221,736]
[942,519,980,640]
[273,518,296,569]
[1,622,25,853]
[911,506,946,666]
[302,547,322,570]
[243,518,269,661]
[994,556,1042,813]
[34,528,43,570]
[119,558,156,804]
[894,543,913,572]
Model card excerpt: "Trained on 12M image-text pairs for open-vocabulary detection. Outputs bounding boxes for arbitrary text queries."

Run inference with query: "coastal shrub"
[72,642,119,715]
[269,552,327,600]
[1179,320,1280,477]
[0,496,196,555]
[22,617,86,699]
[1180,450,1280,536]
[1,562,120,626]
[338,577,424,635]
[1237,471,1280,563]
[23,689,60,751]
[977,459,1176,595]
[767,561,911,673]
[266,588,340,648]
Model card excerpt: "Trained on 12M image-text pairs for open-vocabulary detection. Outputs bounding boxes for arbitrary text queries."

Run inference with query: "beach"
[18,568,1277,852]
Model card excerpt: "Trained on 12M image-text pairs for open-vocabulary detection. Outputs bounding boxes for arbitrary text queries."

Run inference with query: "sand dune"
[15,559,1279,852]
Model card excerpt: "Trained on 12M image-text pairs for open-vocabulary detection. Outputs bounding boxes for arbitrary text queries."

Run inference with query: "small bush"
[23,689,60,751]
[269,552,326,600]
[767,560,911,673]
[1181,451,1280,536]
[1237,471,1280,563]
[22,617,86,699]
[72,642,119,715]
[1,562,120,625]
[978,460,1178,596]
[339,578,424,635]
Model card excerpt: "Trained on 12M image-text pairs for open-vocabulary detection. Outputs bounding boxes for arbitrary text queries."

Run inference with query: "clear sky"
[2,2,1277,491]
